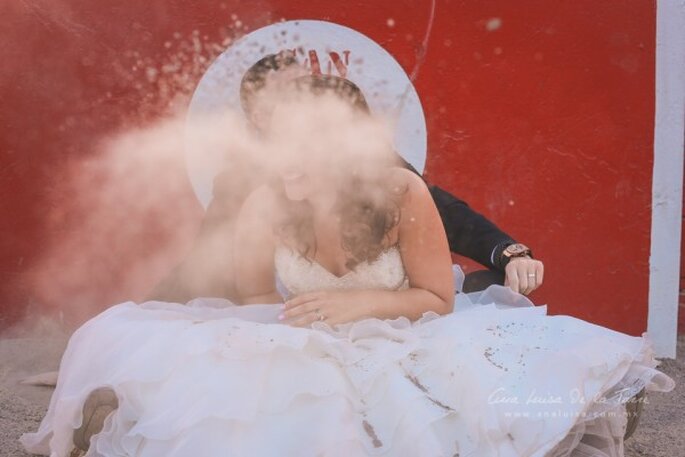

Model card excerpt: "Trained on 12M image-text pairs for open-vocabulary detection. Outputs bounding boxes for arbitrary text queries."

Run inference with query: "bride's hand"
[279,290,371,327]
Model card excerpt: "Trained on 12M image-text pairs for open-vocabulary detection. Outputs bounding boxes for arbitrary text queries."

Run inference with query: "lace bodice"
[274,245,410,298]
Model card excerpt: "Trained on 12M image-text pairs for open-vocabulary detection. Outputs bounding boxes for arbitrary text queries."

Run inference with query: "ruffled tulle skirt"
[20,268,675,457]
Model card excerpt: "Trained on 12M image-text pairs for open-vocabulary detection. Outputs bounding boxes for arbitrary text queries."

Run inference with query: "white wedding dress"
[20,245,675,457]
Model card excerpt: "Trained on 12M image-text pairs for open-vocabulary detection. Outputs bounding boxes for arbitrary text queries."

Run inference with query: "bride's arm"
[233,185,283,304]
[388,168,456,315]
[282,168,455,325]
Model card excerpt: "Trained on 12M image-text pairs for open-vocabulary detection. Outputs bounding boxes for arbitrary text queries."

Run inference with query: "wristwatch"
[495,242,533,269]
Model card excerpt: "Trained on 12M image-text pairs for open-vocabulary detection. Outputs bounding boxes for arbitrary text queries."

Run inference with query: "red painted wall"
[0,1,658,334]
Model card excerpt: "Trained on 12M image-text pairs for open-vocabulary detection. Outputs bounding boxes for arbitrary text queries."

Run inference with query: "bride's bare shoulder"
[238,183,280,221]
[384,166,431,201]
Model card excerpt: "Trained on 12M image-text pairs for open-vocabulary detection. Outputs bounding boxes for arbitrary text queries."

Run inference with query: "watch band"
[492,240,516,271]
[494,241,533,270]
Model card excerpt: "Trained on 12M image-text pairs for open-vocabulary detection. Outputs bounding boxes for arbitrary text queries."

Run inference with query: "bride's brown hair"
[271,75,407,270]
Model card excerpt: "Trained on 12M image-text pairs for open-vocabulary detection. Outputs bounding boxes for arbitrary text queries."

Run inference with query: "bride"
[21,76,675,457]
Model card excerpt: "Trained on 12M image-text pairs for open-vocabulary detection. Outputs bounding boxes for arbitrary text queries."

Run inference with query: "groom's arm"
[427,185,516,270]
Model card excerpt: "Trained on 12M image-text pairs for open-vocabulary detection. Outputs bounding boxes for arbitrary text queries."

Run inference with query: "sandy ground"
[0,323,683,457]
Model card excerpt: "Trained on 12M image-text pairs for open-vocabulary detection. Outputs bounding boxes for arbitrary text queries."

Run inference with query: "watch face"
[505,243,529,256]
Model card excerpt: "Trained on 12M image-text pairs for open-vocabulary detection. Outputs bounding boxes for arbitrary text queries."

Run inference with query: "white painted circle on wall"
[187,19,427,208]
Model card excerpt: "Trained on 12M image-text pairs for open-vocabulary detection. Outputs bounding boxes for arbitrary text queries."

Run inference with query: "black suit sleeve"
[397,157,516,270]
[428,185,515,270]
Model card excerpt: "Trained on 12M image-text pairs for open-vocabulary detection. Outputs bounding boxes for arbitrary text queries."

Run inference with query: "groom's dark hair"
[239,51,299,116]
[289,74,371,114]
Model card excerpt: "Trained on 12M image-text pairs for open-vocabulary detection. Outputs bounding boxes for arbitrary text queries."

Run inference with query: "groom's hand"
[503,257,544,295]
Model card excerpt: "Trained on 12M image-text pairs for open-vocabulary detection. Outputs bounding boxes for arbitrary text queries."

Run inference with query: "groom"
[148,52,544,302]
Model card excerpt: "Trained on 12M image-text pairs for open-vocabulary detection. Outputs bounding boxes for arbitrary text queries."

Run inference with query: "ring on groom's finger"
[314,309,325,321]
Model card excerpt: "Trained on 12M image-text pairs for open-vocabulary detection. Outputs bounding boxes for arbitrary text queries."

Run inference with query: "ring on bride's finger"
[527,273,536,277]
[314,309,325,321]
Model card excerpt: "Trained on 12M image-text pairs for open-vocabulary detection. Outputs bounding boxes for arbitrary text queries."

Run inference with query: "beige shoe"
[623,387,646,441]
[72,387,119,452]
